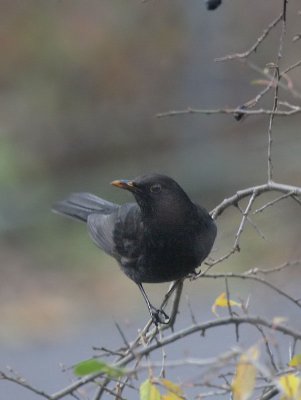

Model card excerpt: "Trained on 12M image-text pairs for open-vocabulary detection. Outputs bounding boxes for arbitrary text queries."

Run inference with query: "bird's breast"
[137,228,200,283]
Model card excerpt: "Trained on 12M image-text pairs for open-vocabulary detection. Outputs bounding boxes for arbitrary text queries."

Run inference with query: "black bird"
[53,174,217,324]
[205,0,222,10]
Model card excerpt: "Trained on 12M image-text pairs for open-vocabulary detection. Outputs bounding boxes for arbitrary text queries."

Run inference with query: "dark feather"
[53,192,118,222]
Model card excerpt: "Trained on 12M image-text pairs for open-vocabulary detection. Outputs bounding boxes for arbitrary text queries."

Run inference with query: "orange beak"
[111,179,136,191]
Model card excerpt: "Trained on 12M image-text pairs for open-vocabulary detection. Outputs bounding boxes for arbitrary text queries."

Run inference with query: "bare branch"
[246,259,301,275]
[202,272,301,309]
[215,13,283,62]
[253,191,294,214]
[233,191,257,251]
[0,370,52,399]
[266,65,279,182]
[156,106,301,119]
[211,182,301,219]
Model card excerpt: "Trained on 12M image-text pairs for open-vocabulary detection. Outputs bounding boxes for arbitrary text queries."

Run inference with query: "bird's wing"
[194,203,217,261]
[113,203,143,261]
[87,203,143,260]
[87,211,118,256]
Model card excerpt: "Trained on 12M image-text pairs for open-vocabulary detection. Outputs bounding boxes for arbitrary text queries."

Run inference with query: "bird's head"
[111,173,196,223]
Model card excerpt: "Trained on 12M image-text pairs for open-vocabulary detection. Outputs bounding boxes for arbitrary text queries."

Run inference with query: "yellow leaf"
[290,355,301,368]
[140,379,161,400]
[245,345,260,362]
[161,394,182,400]
[160,379,183,399]
[231,346,259,400]
[212,292,241,316]
[279,374,301,400]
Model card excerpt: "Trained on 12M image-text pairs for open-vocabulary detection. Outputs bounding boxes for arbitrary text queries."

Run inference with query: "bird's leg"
[137,283,169,325]
[162,279,183,329]
[164,279,183,301]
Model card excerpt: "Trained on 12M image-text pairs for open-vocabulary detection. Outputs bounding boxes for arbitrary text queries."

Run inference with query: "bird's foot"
[187,269,201,280]
[150,306,170,326]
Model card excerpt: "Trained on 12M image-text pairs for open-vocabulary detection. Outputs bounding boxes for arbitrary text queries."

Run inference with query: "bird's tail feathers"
[52,192,118,222]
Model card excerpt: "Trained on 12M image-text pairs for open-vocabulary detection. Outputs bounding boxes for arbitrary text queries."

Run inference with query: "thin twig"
[246,259,301,275]
[244,58,301,99]
[215,13,283,61]
[49,315,301,399]
[0,371,52,399]
[237,203,266,240]
[255,325,278,372]
[210,182,301,219]
[267,65,279,182]
[253,191,294,214]
[202,272,301,309]
[156,106,301,118]
[234,191,257,251]
[281,59,301,75]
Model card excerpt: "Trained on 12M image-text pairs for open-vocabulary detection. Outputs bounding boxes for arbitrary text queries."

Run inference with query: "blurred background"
[1,0,301,398]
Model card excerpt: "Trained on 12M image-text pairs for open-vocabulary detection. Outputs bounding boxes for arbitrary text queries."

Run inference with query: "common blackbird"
[53,174,217,324]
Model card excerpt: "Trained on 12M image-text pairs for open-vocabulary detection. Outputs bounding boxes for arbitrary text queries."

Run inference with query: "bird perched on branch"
[53,174,217,325]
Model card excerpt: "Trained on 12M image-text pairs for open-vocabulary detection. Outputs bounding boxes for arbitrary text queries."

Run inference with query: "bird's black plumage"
[53,174,217,324]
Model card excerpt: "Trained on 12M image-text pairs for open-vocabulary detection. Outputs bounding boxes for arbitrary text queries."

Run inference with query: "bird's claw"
[150,306,170,326]
[187,269,201,280]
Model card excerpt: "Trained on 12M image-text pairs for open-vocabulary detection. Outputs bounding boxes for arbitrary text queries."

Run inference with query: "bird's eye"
[150,184,162,194]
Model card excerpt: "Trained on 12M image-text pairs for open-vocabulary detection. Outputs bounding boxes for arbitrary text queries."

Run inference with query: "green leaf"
[140,379,161,400]
[74,359,124,378]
